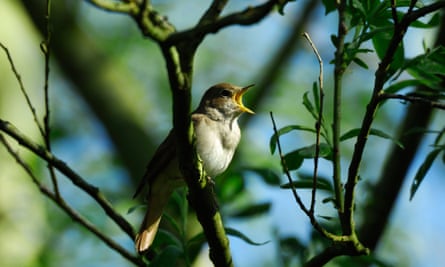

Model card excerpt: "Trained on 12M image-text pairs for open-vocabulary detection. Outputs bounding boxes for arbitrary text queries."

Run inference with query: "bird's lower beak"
[234,84,255,114]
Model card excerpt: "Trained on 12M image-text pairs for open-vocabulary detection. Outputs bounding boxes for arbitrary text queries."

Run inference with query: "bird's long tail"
[135,186,173,253]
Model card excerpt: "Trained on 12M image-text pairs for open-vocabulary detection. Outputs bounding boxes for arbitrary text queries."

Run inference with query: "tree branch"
[343,1,445,237]
[0,119,135,240]
[165,0,277,45]
[0,134,144,266]
[332,0,347,220]
[380,93,445,110]
[358,8,445,251]
[86,0,139,14]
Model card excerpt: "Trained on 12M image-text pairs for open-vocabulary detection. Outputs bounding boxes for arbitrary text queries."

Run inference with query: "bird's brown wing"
[133,130,177,198]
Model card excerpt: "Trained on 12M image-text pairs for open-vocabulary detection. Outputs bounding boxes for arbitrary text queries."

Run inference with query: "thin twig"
[390,0,398,26]
[302,32,324,215]
[86,0,139,14]
[0,119,135,239]
[0,43,45,137]
[380,93,445,110]
[165,0,276,45]
[41,0,60,199]
[344,0,445,237]
[270,112,308,214]
[198,0,229,25]
[332,0,347,219]
[270,112,336,240]
[0,134,144,267]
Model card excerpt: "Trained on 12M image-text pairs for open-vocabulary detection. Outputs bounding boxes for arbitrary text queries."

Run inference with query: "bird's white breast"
[193,116,241,177]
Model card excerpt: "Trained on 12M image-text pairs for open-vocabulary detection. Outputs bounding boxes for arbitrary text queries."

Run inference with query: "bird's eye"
[220,89,232,97]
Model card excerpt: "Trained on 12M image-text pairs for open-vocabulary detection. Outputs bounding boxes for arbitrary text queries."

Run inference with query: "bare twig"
[270,112,308,214]
[270,112,334,240]
[0,43,45,137]
[0,134,144,266]
[86,0,139,14]
[380,93,445,110]
[40,0,60,198]
[165,0,276,45]
[302,32,324,215]
[344,0,445,237]
[390,0,398,26]
[332,0,347,220]
[0,119,135,240]
[198,0,229,25]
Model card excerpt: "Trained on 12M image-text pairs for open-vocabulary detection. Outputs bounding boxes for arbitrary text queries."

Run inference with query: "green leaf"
[282,143,333,171]
[162,212,182,238]
[303,91,318,120]
[270,125,316,154]
[352,56,369,69]
[384,79,423,94]
[410,148,442,200]
[340,128,404,148]
[127,203,146,214]
[155,229,182,248]
[186,232,207,260]
[219,172,245,202]
[404,47,445,91]
[148,245,182,267]
[372,27,405,78]
[247,167,281,185]
[411,13,440,28]
[276,0,296,15]
[280,178,332,191]
[229,202,271,218]
[322,197,337,207]
[317,215,334,221]
[312,82,320,114]
[283,150,304,170]
[322,0,337,14]
[225,227,270,246]
[296,143,333,159]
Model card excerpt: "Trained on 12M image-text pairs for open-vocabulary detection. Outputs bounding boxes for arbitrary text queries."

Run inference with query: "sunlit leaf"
[410,148,442,200]
[225,227,270,246]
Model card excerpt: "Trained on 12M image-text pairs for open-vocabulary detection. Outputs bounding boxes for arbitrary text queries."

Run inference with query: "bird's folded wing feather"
[133,130,177,198]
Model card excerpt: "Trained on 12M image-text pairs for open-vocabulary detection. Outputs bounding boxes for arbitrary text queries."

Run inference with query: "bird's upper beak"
[234,84,255,114]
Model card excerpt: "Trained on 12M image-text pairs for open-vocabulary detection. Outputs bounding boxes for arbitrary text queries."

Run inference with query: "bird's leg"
[206,175,216,186]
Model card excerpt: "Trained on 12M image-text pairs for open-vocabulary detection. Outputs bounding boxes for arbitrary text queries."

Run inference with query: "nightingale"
[134,82,254,253]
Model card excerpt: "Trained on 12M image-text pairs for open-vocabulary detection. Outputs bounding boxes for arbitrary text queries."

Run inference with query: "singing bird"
[134,83,254,253]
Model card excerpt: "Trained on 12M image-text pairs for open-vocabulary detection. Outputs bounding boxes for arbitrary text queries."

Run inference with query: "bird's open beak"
[234,84,255,114]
